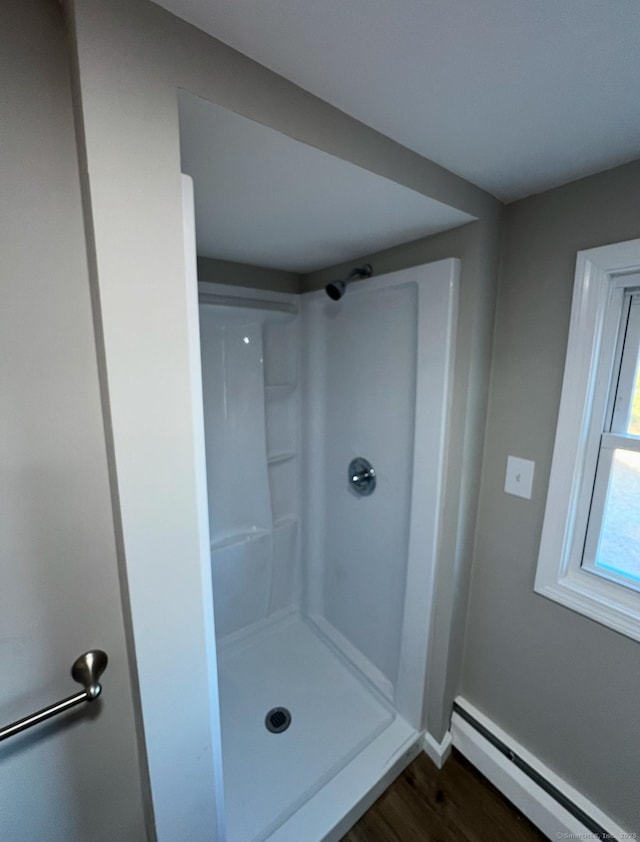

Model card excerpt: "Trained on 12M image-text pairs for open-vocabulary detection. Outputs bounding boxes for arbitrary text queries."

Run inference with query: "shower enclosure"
[196,235,459,837]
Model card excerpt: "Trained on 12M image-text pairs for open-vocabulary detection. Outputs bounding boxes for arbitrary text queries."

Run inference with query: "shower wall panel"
[199,301,301,640]
[199,315,273,539]
[302,283,418,690]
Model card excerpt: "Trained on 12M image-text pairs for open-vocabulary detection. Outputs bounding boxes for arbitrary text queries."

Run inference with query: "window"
[535,240,640,641]
[582,292,640,591]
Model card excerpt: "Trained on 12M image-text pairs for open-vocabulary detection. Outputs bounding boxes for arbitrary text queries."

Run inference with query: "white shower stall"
[196,255,459,840]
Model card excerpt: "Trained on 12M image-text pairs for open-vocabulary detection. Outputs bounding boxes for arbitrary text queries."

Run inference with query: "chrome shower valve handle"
[348,457,376,496]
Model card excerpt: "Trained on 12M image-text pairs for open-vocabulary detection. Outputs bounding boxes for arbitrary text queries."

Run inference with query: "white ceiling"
[160,0,640,202]
[178,92,474,272]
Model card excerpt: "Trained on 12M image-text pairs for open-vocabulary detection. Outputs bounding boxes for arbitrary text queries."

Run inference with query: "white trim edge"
[423,730,453,770]
[451,697,631,842]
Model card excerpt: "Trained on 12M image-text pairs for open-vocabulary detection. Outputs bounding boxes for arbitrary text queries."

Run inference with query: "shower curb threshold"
[265,718,422,842]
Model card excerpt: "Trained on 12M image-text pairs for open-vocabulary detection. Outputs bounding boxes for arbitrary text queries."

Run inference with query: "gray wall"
[0,1,147,839]
[462,159,640,831]
[198,256,302,293]
[305,213,503,741]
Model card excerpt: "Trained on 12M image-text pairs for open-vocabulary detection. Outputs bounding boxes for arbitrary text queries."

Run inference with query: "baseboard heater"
[452,700,615,841]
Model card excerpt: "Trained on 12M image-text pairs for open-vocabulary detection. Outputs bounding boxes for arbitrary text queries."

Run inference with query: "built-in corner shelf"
[267,450,297,466]
[210,528,270,551]
[265,383,297,400]
[274,514,299,531]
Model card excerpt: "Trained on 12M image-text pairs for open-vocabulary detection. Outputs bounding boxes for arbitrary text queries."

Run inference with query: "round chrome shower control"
[349,457,376,496]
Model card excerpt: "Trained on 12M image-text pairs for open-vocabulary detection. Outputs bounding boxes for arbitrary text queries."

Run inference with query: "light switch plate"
[504,455,535,499]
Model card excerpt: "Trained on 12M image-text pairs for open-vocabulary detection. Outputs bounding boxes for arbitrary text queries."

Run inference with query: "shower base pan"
[217,611,421,842]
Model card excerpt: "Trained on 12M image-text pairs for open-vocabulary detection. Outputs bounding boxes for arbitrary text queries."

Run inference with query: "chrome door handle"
[0,650,108,743]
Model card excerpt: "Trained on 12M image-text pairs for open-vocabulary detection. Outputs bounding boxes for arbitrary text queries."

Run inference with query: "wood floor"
[341,749,547,841]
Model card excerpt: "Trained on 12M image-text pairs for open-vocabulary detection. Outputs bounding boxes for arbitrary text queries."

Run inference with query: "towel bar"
[0,650,108,743]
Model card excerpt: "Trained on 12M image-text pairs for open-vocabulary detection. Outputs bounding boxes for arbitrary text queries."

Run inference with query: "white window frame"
[535,239,640,641]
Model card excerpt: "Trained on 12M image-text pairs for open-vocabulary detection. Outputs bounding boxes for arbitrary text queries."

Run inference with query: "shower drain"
[265,707,292,734]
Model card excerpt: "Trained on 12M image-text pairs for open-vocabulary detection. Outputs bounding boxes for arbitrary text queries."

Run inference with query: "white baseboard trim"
[423,729,453,769]
[451,696,630,842]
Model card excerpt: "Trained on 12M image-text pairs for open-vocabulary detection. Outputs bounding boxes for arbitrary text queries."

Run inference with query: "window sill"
[534,567,640,642]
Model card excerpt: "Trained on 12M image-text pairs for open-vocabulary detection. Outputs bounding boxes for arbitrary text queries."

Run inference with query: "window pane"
[630,360,640,436]
[595,449,640,583]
